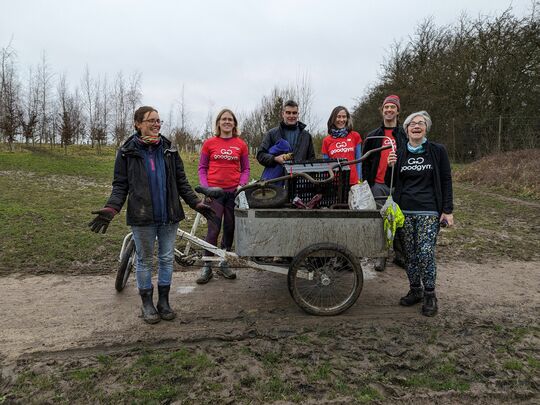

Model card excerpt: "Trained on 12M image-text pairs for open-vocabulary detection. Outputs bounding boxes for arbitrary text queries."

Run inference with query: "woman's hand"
[440,213,454,227]
[388,151,397,167]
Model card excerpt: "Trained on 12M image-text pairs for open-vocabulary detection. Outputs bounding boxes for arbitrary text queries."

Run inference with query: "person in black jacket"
[256,99,315,170]
[363,95,408,270]
[388,111,454,317]
[89,106,213,324]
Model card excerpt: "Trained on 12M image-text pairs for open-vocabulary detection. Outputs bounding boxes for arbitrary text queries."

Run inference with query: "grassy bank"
[0,145,262,275]
[0,145,538,275]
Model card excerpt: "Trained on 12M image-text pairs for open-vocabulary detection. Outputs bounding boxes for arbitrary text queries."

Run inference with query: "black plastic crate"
[283,159,351,208]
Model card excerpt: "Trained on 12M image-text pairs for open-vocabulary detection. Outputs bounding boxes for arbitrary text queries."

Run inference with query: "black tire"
[115,238,135,292]
[245,184,288,208]
[287,243,363,316]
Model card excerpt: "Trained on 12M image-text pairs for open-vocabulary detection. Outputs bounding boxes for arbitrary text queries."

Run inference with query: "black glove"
[194,201,215,221]
[88,207,116,234]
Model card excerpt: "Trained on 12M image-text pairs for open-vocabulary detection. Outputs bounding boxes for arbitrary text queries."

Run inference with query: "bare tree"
[36,52,54,145]
[0,41,21,150]
[20,66,40,145]
[57,74,84,151]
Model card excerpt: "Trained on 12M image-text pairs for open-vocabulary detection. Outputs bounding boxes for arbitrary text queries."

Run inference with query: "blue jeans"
[131,223,179,290]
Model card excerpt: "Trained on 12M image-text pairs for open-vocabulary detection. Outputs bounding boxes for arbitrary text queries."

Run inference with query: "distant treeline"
[352,8,540,161]
[1,7,538,160]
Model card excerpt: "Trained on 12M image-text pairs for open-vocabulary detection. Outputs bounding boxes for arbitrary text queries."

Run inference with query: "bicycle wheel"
[287,243,363,316]
[115,238,135,292]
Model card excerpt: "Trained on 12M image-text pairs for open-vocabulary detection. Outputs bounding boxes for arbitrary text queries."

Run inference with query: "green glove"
[88,207,117,234]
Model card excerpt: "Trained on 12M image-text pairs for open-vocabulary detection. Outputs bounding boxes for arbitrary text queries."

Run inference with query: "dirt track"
[1,259,538,365]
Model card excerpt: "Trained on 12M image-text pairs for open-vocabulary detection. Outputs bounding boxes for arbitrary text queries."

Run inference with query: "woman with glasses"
[321,106,362,185]
[196,108,250,284]
[388,111,454,316]
[89,106,213,324]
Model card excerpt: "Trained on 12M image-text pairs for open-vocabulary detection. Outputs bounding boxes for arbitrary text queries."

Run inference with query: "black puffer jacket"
[362,125,407,187]
[105,134,200,226]
[387,140,453,216]
[256,121,315,167]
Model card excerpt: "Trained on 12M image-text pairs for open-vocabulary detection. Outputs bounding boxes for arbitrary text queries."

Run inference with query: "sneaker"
[399,287,423,306]
[216,261,236,280]
[196,265,213,284]
[422,291,438,316]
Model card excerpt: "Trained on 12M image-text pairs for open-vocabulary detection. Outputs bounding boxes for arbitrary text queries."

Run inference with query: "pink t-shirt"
[321,131,362,184]
[198,136,249,190]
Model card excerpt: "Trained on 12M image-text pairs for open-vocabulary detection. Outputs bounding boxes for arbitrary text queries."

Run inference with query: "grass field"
[0,145,538,276]
[0,144,539,404]
[0,145,262,275]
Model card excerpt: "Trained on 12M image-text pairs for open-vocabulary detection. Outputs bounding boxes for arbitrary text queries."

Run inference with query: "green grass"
[0,145,262,275]
[5,321,540,404]
[354,386,383,403]
[9,347,215,404]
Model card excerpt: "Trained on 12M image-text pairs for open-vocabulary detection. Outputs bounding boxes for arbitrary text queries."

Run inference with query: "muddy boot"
[157,285,176,321]
[139,287,161,324]
[422,291,438,317]
[196,263,213,284]
[399,286,423,306]
[216,261,236,280]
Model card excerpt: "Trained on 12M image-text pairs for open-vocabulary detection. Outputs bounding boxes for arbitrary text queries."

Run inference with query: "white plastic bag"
[348,181,377,210]
[235,191,249,209]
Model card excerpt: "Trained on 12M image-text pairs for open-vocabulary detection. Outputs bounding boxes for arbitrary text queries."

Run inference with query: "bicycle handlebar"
[194,186,226,199]
[237,144,392,194]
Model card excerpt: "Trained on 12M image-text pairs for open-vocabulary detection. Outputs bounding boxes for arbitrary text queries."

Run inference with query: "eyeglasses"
[142,119,163,125]
[409,121,426,127]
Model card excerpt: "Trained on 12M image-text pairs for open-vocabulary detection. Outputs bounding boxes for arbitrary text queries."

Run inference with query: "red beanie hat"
[382,94,400,111]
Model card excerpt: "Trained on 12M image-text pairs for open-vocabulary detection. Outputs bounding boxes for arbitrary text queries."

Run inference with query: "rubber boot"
[422,291,438,317]
[157,285,176,321]
[399,286,424,306]
[139,287,161,324]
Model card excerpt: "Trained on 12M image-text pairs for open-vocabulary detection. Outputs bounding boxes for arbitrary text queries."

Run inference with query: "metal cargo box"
[234,208,386,258]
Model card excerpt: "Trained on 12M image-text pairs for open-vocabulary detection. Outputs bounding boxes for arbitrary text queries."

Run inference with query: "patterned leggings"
[399,214,440,290]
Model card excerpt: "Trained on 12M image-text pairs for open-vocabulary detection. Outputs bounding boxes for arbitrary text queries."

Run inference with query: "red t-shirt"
[200,136,249,189]
[374,129,396,184]
[321,131,362,184]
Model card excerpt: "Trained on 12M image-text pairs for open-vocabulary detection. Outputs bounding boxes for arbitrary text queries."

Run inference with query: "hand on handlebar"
[388,151,397,167]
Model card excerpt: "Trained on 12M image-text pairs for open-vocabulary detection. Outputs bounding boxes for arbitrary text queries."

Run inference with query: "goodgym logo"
[214,148,238,160]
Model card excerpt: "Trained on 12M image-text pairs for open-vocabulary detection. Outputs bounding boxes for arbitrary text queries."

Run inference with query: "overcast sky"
[1,0,534,133]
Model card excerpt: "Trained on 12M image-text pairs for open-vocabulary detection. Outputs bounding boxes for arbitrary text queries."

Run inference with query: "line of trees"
[352,7,540,161]
[0,43,142,152]
[2,6,538,159]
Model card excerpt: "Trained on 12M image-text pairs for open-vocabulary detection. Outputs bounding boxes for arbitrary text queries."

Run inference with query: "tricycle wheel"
[245,184,288,208]
[115,238,135,292]
[287,243,363,316]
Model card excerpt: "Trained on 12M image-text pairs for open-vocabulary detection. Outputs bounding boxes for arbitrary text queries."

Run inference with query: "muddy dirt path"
[1,260,538,364]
